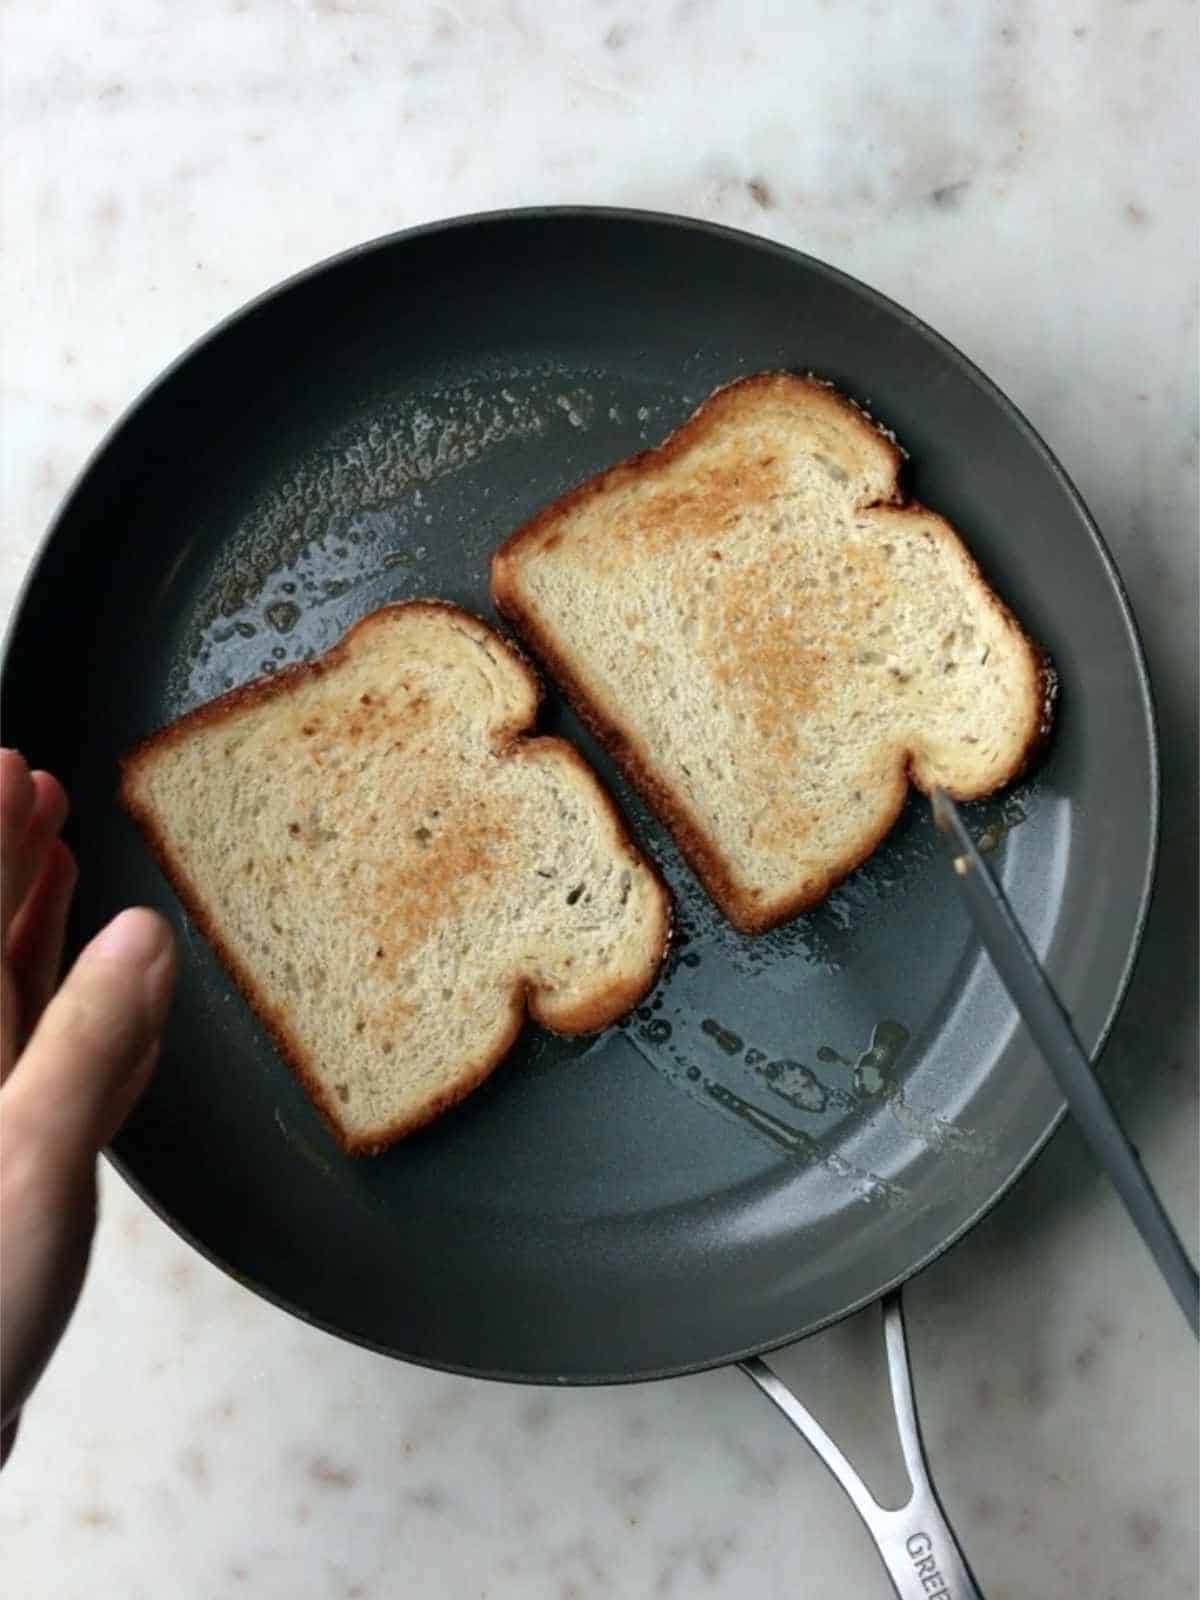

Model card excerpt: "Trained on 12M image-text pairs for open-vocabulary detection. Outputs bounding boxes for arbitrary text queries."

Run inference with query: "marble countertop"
[2,3,1196,1596]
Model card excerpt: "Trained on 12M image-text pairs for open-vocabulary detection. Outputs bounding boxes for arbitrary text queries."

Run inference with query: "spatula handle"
[741,1291,983,1600]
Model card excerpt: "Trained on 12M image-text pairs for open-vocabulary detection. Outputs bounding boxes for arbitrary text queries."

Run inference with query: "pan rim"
[5,206,1161,1383]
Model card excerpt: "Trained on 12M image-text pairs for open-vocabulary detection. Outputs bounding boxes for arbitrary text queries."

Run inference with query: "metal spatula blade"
[931,787,1198,1335]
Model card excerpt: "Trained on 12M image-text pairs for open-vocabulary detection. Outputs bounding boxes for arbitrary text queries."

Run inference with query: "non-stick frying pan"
[0,210,1157,1595]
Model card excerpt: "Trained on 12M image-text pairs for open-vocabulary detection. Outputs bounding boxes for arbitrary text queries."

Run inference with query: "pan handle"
[740,1291,983,1600]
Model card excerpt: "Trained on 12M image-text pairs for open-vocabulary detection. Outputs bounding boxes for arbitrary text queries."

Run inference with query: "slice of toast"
[493,373,1055,935]
[121,602,670,1153]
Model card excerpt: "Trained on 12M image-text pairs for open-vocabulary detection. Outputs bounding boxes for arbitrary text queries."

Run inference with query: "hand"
[0,750,176,1466]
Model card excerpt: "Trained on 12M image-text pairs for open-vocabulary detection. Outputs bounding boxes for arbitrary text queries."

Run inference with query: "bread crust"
[121,601,672,1154]
[493,373,1056,935]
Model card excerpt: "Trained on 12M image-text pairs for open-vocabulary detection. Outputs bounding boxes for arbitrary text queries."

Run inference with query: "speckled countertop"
[2,3,1197,1597]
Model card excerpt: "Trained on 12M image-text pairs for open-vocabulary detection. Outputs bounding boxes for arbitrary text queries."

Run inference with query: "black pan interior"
[0,211,1157,1380]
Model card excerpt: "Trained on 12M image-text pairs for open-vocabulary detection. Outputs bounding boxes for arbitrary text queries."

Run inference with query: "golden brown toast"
[493,374,1054,934]
[121,602,670,1152]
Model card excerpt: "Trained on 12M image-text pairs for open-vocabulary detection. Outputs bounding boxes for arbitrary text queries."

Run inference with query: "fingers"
[1,756,74,1082]
[0,752,36,931]
[2,909,176,1171]
[6,841,78,1060]
[16,772,70,926]
[1,754,69,943]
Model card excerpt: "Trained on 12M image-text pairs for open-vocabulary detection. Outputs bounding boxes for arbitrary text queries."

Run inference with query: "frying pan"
[0,210,1157,1595]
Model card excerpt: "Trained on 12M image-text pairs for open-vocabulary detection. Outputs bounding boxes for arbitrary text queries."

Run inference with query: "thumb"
[4,909,176,1167]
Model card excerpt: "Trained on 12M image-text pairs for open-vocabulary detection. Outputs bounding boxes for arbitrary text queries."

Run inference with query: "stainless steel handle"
[741,1292,983,1600]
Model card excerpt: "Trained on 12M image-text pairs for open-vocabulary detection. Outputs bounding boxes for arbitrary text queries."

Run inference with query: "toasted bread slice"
[121,603,670,1153]
[493,373,1055,935]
